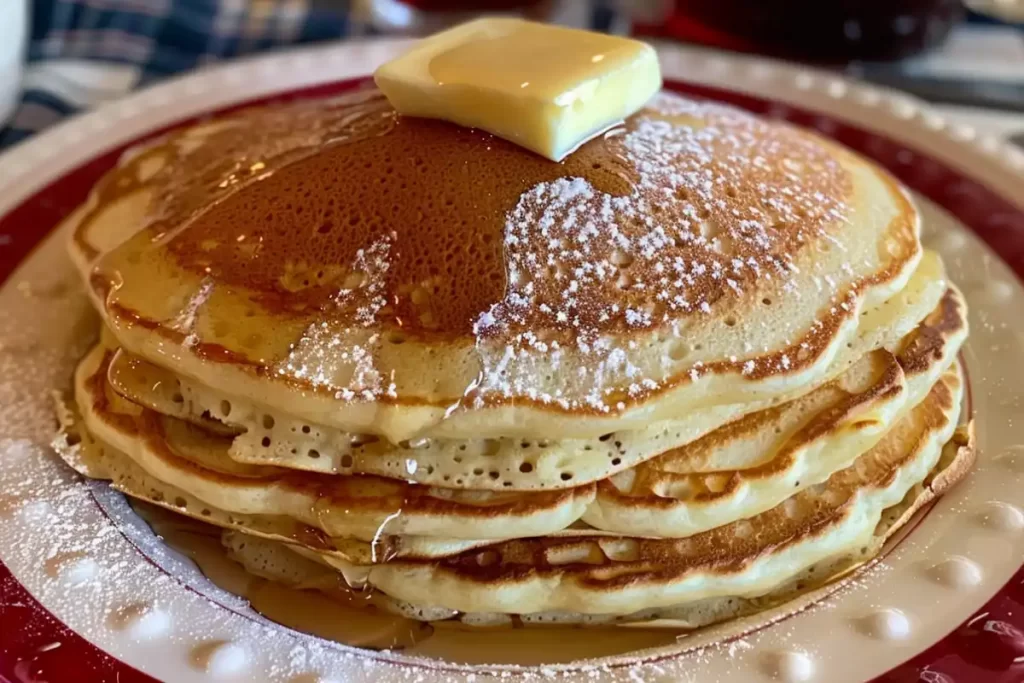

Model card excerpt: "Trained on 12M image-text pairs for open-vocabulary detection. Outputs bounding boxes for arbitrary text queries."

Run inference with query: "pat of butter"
[374,18,662,161]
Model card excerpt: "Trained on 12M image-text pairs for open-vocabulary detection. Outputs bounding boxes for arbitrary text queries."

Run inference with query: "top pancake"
[70,89,924,441]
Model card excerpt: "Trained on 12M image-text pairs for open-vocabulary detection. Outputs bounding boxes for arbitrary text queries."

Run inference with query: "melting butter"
[374,18,661,161]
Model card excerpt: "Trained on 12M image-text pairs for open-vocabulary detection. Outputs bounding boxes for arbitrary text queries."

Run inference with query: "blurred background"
[0,0,1022,150]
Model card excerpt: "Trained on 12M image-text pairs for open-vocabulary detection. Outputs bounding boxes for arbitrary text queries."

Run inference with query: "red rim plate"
[1,77,1022,683]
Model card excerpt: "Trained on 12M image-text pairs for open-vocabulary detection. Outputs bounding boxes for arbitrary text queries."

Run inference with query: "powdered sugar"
[276,233,396,399]
[471,92,849,411]
[196,91,861,415]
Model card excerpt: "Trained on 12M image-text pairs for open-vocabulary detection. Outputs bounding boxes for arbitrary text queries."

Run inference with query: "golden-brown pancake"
[224,419,973,627]
[99,266,955,493]
[52,76,973,631]
[69,89,930,443]
[65,279,964,547]
[55,361,966,620]
[315,363,965,617]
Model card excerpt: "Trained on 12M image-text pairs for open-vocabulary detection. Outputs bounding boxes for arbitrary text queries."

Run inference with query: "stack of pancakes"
[56,89,973,628]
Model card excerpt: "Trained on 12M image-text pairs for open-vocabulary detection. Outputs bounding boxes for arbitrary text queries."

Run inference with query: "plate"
[1,40,1024,683]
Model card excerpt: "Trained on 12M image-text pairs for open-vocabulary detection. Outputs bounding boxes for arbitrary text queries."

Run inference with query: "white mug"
[0,0,28,127]
[966,0,1024,20]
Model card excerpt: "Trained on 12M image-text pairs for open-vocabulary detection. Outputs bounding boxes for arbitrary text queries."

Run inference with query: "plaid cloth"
[0,0,622,151]
[0,1,1016,151]
[1,0,356,149]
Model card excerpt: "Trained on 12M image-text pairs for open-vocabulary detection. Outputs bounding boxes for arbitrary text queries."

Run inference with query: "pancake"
[74,346,594,542]
[584,286,966,536]
[308,363,965,617]
[69,89,929,443]
[69,277,963,555]
[102,259,952,492]
[223,419,973,628]
[56,356,968,622]
[53,409,491,566]
[53,69,974,635]
[71,279,962,542]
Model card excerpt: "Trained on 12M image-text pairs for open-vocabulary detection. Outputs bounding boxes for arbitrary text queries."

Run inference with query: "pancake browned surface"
[222,420,975,628]
[75,346,596,542]
[585,286,966,536]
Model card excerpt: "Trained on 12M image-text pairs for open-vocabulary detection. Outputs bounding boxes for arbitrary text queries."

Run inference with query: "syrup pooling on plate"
[135,502,693,662]
[87,91,864,418]
[132,501,434,651]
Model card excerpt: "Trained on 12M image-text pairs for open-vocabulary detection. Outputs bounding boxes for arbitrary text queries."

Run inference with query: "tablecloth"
[1,1,1021,151]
